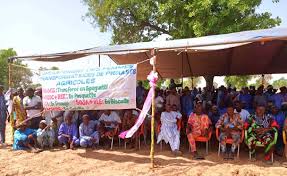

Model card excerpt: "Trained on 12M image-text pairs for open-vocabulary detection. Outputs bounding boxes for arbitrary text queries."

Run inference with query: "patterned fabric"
[187,113,211,152]
[244,114,279,160]
[12,96,26,122]
[216,113,243,152]
[37,128,55,148]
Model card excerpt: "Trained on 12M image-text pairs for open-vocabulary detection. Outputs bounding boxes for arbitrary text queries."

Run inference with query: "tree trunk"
[203,75,214,89]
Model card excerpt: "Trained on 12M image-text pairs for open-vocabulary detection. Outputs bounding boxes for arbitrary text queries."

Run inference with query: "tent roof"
[13,27,287,79]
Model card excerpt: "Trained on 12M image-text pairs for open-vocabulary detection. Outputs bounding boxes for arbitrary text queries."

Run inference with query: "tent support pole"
[150,49,157,168]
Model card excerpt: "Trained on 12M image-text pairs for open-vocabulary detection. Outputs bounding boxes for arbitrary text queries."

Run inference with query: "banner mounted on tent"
[39,64,137,111]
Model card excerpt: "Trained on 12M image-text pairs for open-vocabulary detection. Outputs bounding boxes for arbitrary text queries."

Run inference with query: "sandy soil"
[1,124,287,176]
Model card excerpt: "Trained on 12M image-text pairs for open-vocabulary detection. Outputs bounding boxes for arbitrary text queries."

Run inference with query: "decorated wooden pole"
[150,49,157,168]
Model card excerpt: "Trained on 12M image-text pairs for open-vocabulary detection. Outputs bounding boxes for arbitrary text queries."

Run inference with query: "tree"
[0,48,33,89]
[183,77,201,88]
[84,0,281,88]
[224,75,253,88]
[272,77,287,89]
[251,74,272,88]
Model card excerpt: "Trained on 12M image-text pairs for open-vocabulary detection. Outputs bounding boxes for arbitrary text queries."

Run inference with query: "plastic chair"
[158,118,182,151]
[106,125,120,150]
[283,130,287,145]
[216,128,244,158]
[189,130,212,155]
[124,124,146,149]
[244,128,278,163]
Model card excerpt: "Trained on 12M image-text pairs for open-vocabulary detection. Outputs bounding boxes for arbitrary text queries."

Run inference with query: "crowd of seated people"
[0,81,286,164]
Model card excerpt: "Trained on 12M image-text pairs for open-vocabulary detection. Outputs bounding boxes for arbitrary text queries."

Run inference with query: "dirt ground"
[1,124,287,176]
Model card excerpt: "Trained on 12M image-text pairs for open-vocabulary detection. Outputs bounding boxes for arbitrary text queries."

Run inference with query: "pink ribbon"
[119,71,158,139]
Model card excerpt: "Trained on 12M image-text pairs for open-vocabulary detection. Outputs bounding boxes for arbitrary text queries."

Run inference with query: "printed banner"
[39,65,137,111]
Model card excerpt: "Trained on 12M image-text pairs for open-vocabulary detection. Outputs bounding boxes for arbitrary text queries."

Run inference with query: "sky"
[0,0,287,86]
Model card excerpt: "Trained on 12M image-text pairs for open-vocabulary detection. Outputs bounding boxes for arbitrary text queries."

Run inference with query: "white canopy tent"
[11,27,287,80]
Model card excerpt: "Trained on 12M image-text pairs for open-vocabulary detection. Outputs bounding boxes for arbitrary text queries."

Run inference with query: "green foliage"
[224,75,252,88]
[272,77,287,89]
[251,74,272,88]
[84,0,281,88]
[84,0,281,44]
[140,79,165,89]
[183,77,201,88]
[0,48,33,89]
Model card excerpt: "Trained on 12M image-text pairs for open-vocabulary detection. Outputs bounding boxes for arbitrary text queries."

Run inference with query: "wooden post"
[150,49,157,168]
[8,58,12,87]
[261,74,265,86]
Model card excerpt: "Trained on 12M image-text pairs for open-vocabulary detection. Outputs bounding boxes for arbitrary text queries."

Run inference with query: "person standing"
[23,88,42,129]
[0,85,7,145]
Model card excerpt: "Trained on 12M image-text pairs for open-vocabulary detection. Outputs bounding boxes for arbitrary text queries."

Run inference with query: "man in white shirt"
[234,100,250,122]
[99,110,121,137]
[23,88,42,129]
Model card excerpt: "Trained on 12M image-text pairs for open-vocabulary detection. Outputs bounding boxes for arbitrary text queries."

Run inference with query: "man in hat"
[0,85,7,145]
[76,114,99,148]
[13,121,37,151]
[36,120,55,149]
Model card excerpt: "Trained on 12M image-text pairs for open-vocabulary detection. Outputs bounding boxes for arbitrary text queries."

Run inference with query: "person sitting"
[157,104,182,155]
[36,120,55,149]
[99,110,121,138]
[234,100,250,122]
[216,104,243,159]
[208,105,220,128]
[13,121,37,152]
[122,110,139,149]
[76,114,99,148]
[271,105,285,156]
[186,102,211,159]
[245,105,279,163]
[58,114,78,150]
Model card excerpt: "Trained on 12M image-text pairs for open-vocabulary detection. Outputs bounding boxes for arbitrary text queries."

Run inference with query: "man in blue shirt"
[13,121,37,151]
[271,105,286,156]
[238,87,253,113]
[271,86,287,109]
[181,87,193,118]
[0,85,7,145]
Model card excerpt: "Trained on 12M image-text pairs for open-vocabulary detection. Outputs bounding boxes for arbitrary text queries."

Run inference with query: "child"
[37,120,55,149]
